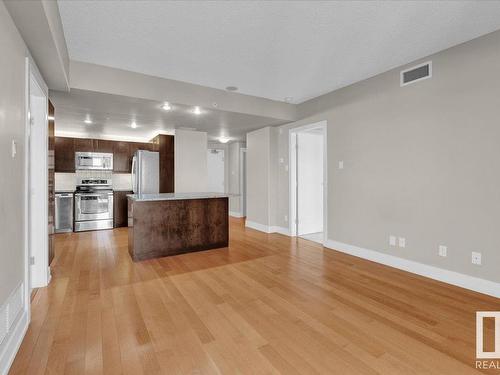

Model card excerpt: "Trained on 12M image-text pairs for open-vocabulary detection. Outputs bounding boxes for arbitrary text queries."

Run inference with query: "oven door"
[75,191,114,221]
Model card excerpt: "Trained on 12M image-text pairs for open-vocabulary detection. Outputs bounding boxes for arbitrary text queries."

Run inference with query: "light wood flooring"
[10,218,500,374]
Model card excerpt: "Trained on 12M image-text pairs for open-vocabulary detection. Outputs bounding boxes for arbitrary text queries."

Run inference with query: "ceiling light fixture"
[225,86,238,91]
[193,106,201,115]
[161,102,171,111]
[219,136,229,144]
[131,121,137,129]
[84,118,93,124]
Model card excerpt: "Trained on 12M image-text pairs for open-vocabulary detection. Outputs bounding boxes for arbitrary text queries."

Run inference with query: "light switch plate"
[11,140,17,158]
[338,161,344,169]
[438,245,447,257]
[398,237,406,248]
[389,235,396,246]
[471,252,482,265]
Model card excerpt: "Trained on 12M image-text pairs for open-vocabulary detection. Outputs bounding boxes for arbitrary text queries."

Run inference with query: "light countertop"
[127,192,236,202]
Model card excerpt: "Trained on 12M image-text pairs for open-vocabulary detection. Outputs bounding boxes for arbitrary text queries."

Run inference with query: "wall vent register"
[400,61,432,86]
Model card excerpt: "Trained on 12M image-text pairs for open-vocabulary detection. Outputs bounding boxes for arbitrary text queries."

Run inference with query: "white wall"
[0,2,34,372]
[174,129,208,192]
[271,29,500,286]
[207,149,225,192]
[246,127,279,230]
[297,131,323,235]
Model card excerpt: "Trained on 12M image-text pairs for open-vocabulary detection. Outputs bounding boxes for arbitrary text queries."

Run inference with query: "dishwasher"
[55,192,74,233]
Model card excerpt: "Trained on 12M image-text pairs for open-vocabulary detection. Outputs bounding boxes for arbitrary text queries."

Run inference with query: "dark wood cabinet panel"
[54,137,75,172]
[74,138,94,152]
[113,141,130,173]
[48,101,55,265]
[152,135,174,193]
[55,137,158,174]
[95,139,114,153]
[114,190,133,228]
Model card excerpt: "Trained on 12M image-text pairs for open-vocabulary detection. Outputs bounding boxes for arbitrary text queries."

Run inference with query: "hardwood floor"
[10,218,500,374]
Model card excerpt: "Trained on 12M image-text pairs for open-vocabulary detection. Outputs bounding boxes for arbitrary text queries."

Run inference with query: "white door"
[207,149,225,192]
[297,132,324,236]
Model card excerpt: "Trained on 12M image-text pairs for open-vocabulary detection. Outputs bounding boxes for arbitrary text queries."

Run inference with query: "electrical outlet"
[389,235,397,246]
[471,252,482,265]
[438,245,447,257]
[338,161,344,169]
[398,237,406,248]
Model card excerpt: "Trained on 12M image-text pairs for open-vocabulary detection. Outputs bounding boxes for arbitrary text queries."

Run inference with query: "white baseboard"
[245,220,272,233]
[245,221,290,236]
[272,226,290,236]
[0,310,29,375]
[324,239,500,299]
[229,211,244,218]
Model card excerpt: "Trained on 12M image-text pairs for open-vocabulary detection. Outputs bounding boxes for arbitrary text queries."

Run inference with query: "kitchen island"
[127,193,229,261]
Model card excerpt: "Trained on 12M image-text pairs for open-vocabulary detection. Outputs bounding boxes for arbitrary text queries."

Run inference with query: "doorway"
[27,62,50,289]
[207,149,225,192]
[289,121,327,244]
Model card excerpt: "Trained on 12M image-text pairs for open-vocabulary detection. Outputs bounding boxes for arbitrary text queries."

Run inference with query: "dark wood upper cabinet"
[54,137,75,172]
[94,139,114,153]
[74,138,94,152]
[54,137,161,174]
[113,141,130,173]
[151,134,174,193]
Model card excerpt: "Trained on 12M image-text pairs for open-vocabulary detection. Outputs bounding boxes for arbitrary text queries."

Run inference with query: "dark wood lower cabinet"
[114,190,133,228]
[48,101,55,265]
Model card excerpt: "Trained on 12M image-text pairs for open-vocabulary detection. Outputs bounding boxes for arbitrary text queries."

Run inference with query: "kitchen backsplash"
[55,172,133,191]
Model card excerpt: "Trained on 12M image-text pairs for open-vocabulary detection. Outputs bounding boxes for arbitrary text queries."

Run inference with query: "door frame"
[239,147,247,217]
[25,57,50,293]
[289,121,328,243]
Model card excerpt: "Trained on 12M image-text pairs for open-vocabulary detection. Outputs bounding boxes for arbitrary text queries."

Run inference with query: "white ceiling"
[50,89,284,142]
[58,1,500,104]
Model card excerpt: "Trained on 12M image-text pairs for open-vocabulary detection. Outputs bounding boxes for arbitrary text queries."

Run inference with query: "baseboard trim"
[245,220,272,233]
[229,211,244,218]
[245,221,290,236]
[272,226,290,236]
[324,239,500,298]
[0,310,29,375]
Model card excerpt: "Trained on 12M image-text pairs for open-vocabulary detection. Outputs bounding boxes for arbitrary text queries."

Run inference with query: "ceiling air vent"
[400,61,432,87]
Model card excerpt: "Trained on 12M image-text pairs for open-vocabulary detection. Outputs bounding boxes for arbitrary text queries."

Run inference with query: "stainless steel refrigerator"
[132,150,160,194]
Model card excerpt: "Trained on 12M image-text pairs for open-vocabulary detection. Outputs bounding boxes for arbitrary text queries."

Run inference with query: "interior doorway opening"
[289,121,327,244]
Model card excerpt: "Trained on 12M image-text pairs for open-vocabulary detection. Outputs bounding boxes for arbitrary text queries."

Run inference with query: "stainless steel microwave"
[75,152,113,170]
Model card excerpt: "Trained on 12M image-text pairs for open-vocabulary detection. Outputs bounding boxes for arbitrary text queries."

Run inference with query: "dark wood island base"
[128,195,229,261]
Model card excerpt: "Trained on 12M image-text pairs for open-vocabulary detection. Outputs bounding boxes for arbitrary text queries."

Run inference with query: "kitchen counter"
[127,192,233,201]
[127,194,229,261]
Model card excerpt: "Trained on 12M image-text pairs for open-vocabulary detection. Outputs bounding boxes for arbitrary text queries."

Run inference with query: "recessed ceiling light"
[219,136,229,144]
[284,97,293,103]
[84,118,93,124]
[225,86,238,91]
[161,102,171,111]
[131,121,137,129]
[193,106,202,115]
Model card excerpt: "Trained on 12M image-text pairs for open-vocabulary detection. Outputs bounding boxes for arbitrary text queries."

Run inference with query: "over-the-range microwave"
[75,152,113,171]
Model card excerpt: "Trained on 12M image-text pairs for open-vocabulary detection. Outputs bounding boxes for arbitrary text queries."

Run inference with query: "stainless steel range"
[74,177,113,232]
